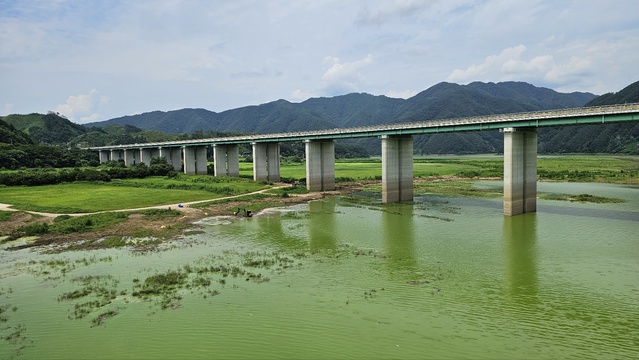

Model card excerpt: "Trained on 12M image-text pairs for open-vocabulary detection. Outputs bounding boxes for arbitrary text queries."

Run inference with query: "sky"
[1,0,638,124]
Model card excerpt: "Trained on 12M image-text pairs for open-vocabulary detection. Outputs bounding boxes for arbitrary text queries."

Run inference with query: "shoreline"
[1,176,635,251]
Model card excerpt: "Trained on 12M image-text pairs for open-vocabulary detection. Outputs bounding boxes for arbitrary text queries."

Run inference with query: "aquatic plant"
[91,310,118,327]
[539,193,625,203]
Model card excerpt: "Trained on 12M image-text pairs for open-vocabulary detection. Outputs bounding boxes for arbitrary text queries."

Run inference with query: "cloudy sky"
[1,0,638,124]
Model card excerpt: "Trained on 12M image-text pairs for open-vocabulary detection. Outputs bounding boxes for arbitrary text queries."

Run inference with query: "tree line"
[0,158,176,186]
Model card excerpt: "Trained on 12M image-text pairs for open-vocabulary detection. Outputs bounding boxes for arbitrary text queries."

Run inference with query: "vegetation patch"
[58,275,121,323]
[189,193,274,209]
[539,193,625,203]
[51,212,128,234]
[413,180,502,198]
[0,211,13,222]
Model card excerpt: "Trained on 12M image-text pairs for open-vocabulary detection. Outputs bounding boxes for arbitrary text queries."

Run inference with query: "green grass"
[0,211,13,222]
[242,155,639,183]
[240,157,504,181]
[0,177,271,213]
[536,156,639,183]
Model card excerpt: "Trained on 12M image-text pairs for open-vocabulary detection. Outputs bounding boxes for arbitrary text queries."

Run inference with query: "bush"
[10,222,49,239]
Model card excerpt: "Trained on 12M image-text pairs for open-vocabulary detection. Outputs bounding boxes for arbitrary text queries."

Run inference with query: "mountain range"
[3,80,639,154]
[89,81,596,134]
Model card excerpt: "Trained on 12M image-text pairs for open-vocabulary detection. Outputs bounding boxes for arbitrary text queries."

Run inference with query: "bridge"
[90,103,639,216]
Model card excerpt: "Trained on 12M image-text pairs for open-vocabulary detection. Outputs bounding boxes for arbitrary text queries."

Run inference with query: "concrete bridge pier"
[183,145,208,174]
[381,135,414,203]
[159,147,182,171]
[140,148,152,166]
[252,142,280,181]
[150,148,161,162]
[124,149,137,166]
[110,149,122,163]
[98,150,110,164]
[213,144,240,177]
[305,140,335,191]
[503,127,537,216]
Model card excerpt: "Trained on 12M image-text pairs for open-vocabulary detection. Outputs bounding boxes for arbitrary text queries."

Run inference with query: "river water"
[0,181,637,359]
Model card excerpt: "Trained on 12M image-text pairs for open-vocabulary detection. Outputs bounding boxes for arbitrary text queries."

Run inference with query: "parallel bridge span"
[90,103,639,216]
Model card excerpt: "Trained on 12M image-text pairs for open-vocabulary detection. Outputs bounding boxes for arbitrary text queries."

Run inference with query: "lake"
[1,181,637,359]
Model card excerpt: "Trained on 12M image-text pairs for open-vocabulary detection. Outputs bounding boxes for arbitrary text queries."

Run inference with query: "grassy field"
[0,175,271,213]
[0,155,637,214]
[240,155,639,183]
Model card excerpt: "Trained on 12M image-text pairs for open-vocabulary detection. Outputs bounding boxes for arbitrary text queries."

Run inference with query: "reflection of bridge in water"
[90,103,639,216]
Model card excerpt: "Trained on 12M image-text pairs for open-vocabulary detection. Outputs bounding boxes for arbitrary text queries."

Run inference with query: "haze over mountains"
[3,80,639,155]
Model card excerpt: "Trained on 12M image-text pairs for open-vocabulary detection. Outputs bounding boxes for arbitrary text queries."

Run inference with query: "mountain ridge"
[88,81,596,134]
[4,80,639,154]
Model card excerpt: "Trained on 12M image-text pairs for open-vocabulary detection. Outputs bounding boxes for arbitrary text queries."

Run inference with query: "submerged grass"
[4,208,182,245]
[539,193,625,203]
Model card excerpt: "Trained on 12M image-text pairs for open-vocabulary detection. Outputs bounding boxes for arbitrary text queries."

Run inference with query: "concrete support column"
[160,147,182,171]
[305,140,335,192]
[381,135,414,203]
[99,150,110,164]
[195,146,208,174]
[183,146,196,174]
[213,144,241,177]
[213,145,227,176]
[267,143,280,182]
[150,148,160,160]
[227,145,240,177]
[167,147,182,171]
[253,143,268,181]
[124,149,137,166]
[110,150,122,162]
[503,127,537,216]
[158,147,170,163]
[252,142,280,182]
[140,148,152,166]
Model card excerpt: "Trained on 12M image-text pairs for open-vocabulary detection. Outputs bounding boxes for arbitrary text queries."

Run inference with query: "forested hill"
[536,80,639,154]
[585,80,639,106]
[2,113,88,145]
[0,118,34,145]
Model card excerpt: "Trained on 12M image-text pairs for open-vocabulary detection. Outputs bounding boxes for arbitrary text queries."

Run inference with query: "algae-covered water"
[1,182,637,359]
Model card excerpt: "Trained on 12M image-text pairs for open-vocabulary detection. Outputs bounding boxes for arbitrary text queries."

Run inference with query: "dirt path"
[0,185,291,219]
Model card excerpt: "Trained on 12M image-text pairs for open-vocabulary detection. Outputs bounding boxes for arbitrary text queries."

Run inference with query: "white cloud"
[2,103,14,116]
[320,55,374,95]
[290,89,315,102]
[54,89,109,124]
[1,1,638,118]
[385,90,418,99]
[446,44,598,90]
